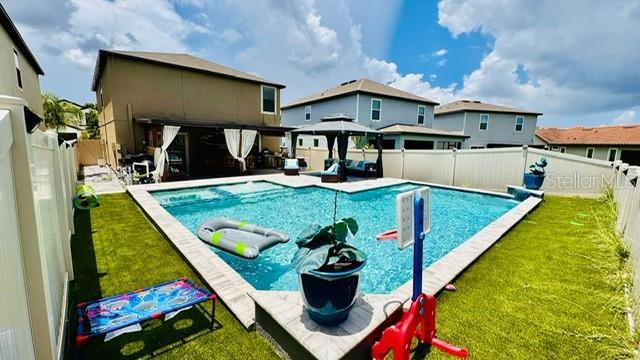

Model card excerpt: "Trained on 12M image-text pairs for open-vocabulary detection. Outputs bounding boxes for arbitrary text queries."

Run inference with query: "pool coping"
[127,173,541,358]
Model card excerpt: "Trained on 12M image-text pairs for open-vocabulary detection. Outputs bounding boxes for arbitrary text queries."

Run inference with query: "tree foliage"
[84,103,100,139]
[42,93,83,129]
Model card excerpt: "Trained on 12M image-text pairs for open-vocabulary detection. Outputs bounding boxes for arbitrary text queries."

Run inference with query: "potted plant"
[523,157,548,190]
[291,191,367,326]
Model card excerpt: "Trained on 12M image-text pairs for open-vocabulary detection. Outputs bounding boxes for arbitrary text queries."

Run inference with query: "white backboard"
[396,187,431,250]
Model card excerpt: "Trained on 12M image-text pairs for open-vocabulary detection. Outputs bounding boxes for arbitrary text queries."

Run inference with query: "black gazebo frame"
[291,115,383,182]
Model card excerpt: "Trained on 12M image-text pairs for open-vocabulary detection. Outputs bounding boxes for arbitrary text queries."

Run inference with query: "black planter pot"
[523,173,545,190]
[298,261,366,326]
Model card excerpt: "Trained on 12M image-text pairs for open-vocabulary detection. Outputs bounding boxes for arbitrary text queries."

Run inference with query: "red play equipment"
[371,293,468,359]
[372,188,468,359]
[376,229,397,240]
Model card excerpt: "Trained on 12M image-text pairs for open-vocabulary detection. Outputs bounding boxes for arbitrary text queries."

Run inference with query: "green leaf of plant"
[342,218,359,235]
[334,221,349,243]
[294,245,331,274]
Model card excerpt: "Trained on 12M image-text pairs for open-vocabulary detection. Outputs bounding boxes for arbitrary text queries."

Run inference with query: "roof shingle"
[435,100,541,116]
[536,125,640,145]
[282,78,439,109]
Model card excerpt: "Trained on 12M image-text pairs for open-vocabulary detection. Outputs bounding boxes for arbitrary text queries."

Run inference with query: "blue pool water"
[152,182,518,294]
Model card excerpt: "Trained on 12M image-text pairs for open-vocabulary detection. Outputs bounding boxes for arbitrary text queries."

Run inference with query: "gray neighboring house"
[434,100,542,149]
[282,78,468,149]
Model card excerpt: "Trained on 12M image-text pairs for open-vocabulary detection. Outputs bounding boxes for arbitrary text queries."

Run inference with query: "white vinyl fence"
[295,145,615,195]
[612,163,640,310]
[0,97,76,360]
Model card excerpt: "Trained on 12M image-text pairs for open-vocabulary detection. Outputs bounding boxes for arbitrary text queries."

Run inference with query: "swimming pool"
[152,181,518,294]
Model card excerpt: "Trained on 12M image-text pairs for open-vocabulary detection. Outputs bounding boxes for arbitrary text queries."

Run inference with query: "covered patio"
[290,115,383,182]
[134,118,294,181]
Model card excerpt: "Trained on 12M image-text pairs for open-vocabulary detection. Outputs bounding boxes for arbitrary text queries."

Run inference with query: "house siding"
[282,95,357,127]
[356,93,435,129]
[0,25,43,116]
[434,111,537,149]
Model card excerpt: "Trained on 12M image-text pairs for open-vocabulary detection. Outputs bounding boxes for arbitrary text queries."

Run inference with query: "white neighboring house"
[536,125,640,165]
[433,100,542,149]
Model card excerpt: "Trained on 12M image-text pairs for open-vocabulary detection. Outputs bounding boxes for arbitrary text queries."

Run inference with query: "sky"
[4,0,640,127]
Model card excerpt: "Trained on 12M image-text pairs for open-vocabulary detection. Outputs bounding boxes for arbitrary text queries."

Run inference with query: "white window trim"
[261,85,277,114]
[608,147,618,162]
[416,105,426,125]
[551,146,559,151]
[479,114,489,131]
[13,49,22,91]
[585,147,595,158]
[371,98,382,121]
[304,105,311,121]
[514,115,524,132]
[559,147,566,153]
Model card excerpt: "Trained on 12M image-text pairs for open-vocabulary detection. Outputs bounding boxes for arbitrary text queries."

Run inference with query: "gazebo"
[290,115,383,182]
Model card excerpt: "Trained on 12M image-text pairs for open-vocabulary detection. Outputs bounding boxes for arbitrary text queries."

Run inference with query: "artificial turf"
[67,192,279,359]
[68,192,635,359]
[421,195,636,359]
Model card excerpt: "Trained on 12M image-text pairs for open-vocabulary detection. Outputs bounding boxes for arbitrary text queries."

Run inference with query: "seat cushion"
[284,159,299,169]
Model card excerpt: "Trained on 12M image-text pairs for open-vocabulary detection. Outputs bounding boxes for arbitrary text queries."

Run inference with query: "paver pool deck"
[127,173,541,359]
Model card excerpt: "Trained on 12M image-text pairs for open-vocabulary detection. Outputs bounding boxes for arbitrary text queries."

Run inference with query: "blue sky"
[5,0,640,127]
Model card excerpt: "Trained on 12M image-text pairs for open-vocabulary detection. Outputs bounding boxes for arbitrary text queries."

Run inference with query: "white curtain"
[224,129,257,171]
[154,125,181,182]
[240,130,257,171]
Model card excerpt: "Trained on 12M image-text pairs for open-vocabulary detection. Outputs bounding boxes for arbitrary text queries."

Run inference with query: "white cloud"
[613,110,638,124]
[220,28,242,44]
[11,0,208,69]
[433,48,447,56]
[437,58,447,67]
[435,0,640,117]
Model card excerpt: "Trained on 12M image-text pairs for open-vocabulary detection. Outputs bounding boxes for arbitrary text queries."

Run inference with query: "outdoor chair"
[321,163,340,183]
[284,158,300,176]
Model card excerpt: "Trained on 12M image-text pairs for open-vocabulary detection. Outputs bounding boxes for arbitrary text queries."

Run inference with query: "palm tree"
[42,93,82,130]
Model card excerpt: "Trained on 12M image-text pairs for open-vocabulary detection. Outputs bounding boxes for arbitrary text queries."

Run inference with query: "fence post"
[401,148,405,179]
[521,145,529,186]
[451,148,457,186]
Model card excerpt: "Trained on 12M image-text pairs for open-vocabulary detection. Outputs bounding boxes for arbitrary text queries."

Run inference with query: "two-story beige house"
[0,3,44,116]
[91,50,287,179]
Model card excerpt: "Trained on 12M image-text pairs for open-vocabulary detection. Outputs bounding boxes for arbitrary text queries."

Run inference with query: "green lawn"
[67,192,635,359]
[67,192,279,359]
[423,195,636,359]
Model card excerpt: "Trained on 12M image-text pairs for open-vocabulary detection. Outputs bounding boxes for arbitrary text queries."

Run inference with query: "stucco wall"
[95,55,282,164]
[0,26,43,116]
[550,145,640,162]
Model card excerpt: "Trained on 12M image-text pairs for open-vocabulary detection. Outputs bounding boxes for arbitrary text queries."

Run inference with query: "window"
[515,116,524,132]
[298,138,303,146]
[403,140,434,150]
[586,147,595,159]
[261,86,276,113]
[470,145,485,149]
[479,114,489,131]
[371,99,381,121]
[13,50,22,89]
[417,105,426,125]
[313,138,319,147]
[560,147,566,153]
[305,105,311,121]
[438,141,462,150]
[608,148,618,162]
